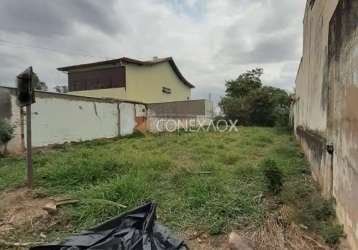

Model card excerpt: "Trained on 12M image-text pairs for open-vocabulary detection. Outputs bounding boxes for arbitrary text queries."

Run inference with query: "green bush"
[260,159,283,194]
[219,68,290,127]
[274,105,290,128]
[321,224,345,245]
[281,173,345,246]
[0,119,14,154]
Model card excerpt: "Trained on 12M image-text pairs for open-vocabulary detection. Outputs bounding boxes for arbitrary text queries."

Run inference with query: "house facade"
[58,57,194,103]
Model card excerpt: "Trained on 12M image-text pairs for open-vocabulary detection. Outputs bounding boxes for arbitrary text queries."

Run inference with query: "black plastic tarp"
[30,203,189,250]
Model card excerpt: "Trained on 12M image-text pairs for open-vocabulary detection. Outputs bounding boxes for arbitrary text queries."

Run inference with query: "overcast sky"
[0,0,306,103]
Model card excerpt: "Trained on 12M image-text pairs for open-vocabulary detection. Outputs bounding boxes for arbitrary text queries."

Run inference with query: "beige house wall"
[124,62,191,103]
[69,61,192,103]
[70,87,127,100]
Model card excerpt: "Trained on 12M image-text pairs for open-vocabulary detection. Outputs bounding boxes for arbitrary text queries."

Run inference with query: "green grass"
[0,127,342,244]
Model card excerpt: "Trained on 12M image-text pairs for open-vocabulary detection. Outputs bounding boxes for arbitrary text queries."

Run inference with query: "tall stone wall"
[294,0,358,248]
[327,1,358,248]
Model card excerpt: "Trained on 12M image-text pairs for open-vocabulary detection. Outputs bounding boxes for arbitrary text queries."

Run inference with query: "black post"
[17,66,35,189]
[26,104,33,189]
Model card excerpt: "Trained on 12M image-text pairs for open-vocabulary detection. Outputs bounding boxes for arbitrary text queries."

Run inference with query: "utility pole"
[26,104,33,188]
[17,67,36,189]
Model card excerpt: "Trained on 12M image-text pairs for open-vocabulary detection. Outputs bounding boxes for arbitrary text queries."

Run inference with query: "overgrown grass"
[0,127,342,245]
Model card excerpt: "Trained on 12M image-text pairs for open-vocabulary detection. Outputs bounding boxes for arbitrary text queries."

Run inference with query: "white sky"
[0,0,306,103]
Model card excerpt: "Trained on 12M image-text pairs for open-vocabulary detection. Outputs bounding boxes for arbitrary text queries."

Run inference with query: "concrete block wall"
[146,100,214,132]
[294,1,358,248]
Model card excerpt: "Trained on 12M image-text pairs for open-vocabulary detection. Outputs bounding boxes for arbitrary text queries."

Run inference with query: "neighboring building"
[58,57,194,103]
[294,0,358,249]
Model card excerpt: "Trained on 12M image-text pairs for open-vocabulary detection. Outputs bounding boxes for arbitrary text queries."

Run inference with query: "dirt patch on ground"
[185,206,346,250]
[0,188,54,236]
[246,208,331,250]
[0,188,76,249]
[0,189,347,250]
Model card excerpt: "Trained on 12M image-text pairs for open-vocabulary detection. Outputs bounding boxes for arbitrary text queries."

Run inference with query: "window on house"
[162,87,171,94]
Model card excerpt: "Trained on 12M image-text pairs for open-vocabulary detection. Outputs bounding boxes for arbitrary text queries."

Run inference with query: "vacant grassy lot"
[0,127,342,247]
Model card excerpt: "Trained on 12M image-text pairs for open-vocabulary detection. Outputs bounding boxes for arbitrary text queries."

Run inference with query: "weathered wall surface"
[0,89,12,120]
[295,0,339,132]
[327,1,358,248]
[147,100,213,132]
[0,87,143,153]
[0,88,23,154]
[148,100,213,117]
[118,102,136,136]
[1,86,209,152]
[294,0,358,248]
[26,93,120,147]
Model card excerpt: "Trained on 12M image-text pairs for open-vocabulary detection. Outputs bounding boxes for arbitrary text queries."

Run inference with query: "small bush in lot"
[0,119,14,155]
[281,175,345,246]
[298,195,345,245]
[321,224,345,245]
[260,159,283,194]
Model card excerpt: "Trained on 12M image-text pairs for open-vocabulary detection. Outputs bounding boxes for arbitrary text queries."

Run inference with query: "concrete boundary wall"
[294,1,358,248]
[146,100,214,132]
[0,87,212,152]
[0,86,146,154]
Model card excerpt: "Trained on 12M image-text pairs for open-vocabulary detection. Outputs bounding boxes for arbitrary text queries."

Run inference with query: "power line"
[0,38,115,60]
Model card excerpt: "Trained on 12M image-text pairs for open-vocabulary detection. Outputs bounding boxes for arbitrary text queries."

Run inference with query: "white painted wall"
[118,102,135,136]
[25,96,120,147]
[0,87,143,152]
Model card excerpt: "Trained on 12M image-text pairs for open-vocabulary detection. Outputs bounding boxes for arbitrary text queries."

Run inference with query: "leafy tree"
[219,69,290,127]
[225,68,263,98]
[32,72,48,91]
[219,97,251,125]
[35,81,48,91]
[0,119,14,155]
[54,85,69,93]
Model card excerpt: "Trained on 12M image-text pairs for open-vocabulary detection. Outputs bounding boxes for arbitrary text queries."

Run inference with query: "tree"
[219,97,251,125]
[54,85,69,93]
[219,69,290,127]
[0,119,14,155]
[225,68,263,98]
[35,81,48,91]
[32,72,48,91]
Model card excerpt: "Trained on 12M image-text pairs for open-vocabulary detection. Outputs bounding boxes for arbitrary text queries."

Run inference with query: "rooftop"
[58,57,195,88]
